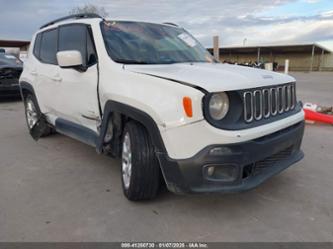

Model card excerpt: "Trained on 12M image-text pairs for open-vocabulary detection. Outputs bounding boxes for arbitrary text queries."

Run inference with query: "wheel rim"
[122,132,132,189]
[26,99,38,129]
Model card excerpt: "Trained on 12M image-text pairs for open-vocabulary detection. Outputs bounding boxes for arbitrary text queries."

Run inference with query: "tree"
[69,4,109,17]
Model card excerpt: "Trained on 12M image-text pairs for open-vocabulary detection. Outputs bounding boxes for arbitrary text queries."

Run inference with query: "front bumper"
[0,83,21,97]
[157,121,305,194]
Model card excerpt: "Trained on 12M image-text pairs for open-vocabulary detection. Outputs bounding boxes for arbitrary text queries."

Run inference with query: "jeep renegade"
[20,14,305,201]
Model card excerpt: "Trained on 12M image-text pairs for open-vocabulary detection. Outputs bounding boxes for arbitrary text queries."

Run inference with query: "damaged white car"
[20,14,305,201]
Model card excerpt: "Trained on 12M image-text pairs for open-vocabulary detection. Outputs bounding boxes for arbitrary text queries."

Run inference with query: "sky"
[0,0,333,50]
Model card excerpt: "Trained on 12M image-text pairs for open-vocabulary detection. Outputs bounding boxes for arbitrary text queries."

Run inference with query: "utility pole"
[319,49,325,72]
[310,45,315,72]
[257,47,261,63]
[213,36,220,61]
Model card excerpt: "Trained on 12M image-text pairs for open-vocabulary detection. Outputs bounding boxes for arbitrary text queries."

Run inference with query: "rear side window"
[40,29,58,65]
[33,33,42,58]
[58,24,97,67]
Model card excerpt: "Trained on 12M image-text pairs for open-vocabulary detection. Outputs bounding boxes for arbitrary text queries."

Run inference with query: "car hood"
[125,63,295,92]
[0,55,23,69]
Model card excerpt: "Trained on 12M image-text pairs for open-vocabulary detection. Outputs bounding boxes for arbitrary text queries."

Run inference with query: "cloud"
[94,0,296,21]
[304,0,320,3]
[0,0,332,51]
[321,10,333,17]
[178,11,333,46]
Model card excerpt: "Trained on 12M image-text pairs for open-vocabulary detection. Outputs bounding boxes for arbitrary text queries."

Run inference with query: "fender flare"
[19,81,34,99]
[19,81,42,113]
[96,101,187,194]
[96,100,167,155]
[19,81,50,140]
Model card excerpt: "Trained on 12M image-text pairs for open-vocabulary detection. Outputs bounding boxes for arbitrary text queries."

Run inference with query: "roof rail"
[40,13,103,29]
[163,22,179,27]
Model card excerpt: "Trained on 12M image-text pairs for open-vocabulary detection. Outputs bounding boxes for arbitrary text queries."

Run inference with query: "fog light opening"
[204,164,238,182]
[207,166,215,177]
[242,164,254,179]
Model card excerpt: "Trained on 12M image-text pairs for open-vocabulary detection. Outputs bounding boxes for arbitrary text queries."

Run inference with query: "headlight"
[208,92,229,120]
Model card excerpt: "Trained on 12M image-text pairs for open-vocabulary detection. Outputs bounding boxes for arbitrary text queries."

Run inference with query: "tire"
[24,94,52,138]
[121,121,161,201]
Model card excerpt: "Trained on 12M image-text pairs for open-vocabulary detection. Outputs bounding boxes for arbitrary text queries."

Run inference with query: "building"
[208,43,333,72]
[0,40,30,51]
[1,39,332,71]
[0,39,30,59]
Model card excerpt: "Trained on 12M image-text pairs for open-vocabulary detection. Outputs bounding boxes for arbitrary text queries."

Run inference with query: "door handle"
[30,70,38,76]
[51,75,62,82]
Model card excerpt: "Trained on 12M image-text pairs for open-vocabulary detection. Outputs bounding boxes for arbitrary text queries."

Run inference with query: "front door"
[55,24,100,132]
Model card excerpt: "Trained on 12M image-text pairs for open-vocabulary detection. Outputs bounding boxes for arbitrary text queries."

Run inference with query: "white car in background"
[19,14,305,201]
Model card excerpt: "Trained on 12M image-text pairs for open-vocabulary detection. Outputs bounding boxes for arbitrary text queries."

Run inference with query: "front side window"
[40,29,57,64]
[58,25,87,65]
[58,24,97,67]
[101,21,215,64]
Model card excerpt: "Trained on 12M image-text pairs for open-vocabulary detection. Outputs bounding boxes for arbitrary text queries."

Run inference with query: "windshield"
[101,21,215,64]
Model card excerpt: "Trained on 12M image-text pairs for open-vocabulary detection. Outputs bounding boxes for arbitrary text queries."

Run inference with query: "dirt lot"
[0,72,332,242]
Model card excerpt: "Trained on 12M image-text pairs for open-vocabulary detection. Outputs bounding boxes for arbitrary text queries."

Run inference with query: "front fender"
[96,100,167,154]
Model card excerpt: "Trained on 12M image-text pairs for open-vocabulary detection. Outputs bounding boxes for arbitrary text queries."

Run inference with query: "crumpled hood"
[125,63,295,92]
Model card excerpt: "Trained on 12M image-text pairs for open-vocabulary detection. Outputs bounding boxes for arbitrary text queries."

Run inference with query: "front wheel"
[24,94,51,138]
[121,121,161,201]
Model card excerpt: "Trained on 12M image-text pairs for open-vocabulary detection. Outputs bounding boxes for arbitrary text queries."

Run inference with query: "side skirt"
[55,118,98,147]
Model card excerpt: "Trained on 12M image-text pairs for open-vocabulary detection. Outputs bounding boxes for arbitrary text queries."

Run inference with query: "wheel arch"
[96,100,167,156]
[19,81,42,113]
[19,81,34,99]
[20,81,52,140]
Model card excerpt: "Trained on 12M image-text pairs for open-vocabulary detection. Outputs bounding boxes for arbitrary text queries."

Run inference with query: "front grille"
[0,68,23,81]
[243,83,296,123]
[242,146,294,178]
[254,146,293,174]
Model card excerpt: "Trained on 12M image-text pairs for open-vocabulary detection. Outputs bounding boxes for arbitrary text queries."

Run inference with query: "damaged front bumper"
[0,67,22,97]
[157,121,305,194]
[0,83,21,97]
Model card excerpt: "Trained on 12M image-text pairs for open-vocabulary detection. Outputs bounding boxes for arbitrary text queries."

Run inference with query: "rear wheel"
[121,121,161,201]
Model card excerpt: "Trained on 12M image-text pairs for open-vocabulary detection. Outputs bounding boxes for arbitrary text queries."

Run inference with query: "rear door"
[55,24,100,132]
[34,28,60,114]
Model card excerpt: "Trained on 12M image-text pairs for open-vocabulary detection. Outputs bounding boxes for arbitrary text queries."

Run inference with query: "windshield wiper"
[115,59,214,65]
[114,59,151,64]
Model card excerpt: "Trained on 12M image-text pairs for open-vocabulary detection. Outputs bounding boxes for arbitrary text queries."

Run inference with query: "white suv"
[20,14,305,201]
